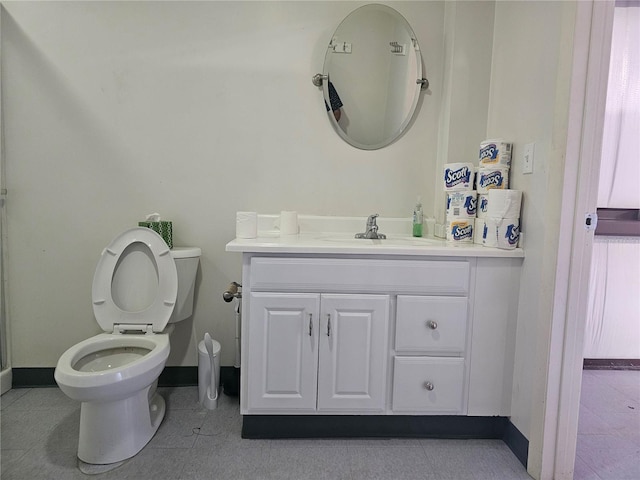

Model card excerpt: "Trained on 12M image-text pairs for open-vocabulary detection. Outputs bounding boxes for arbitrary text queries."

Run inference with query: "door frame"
[539,1,615,478]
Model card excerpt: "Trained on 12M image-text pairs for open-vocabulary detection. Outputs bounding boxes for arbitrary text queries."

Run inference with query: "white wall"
[2,1,446,367]
[485,0,578,456]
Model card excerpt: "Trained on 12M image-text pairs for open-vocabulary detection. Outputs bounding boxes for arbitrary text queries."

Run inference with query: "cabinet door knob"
[424,381,434,391]
[308,314,313,336]
[326,314,332,336]
[426,320,438,330]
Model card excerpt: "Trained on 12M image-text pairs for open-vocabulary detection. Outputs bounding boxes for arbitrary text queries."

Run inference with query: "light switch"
[523,142,535,174]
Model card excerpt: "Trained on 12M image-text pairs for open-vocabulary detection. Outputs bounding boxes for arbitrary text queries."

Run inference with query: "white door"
[317,294,390,411]
[247,293,320,411]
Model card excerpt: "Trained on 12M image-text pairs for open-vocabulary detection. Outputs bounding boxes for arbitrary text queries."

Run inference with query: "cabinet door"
[247,293,320,411]
[317,294,390,411]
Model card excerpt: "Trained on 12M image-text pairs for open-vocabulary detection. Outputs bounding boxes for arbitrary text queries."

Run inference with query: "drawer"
[395,296,468,354]
[392,357,465,413]
[250,257,470,295]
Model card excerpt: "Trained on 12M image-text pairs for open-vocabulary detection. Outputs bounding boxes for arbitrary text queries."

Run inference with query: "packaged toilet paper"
[477,194,490,218]
[474,218,486,244]
[446,191,477,217]
[477,167,509,194]
[446,218,474,244]
[443,163,475,191]
[479,139,512,167]
[487,190,522,219]
[482,217,520,249]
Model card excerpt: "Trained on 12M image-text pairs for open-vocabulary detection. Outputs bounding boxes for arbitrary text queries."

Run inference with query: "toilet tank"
[168,247,201,323]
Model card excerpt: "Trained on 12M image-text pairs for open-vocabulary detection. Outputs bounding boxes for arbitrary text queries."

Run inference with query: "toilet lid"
[92,227,178,333]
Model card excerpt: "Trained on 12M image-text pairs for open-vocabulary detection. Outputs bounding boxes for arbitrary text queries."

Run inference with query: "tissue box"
[138,221,173,248]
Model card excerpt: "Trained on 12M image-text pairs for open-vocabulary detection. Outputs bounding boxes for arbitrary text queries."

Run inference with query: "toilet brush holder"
[198,335,221,410]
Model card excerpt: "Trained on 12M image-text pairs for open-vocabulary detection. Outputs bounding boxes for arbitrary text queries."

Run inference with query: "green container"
[138,220,173,249]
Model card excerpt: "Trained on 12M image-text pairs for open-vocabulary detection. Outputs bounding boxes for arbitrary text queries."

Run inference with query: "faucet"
[355,214,386,239]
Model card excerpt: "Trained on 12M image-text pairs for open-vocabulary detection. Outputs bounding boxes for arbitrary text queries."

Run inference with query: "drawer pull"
[423,381,434,391]
[308,314,313,336]
[426,320,438,330]
[327,314,332,336]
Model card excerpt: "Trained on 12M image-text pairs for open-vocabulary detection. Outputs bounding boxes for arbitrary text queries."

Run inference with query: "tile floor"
[575,369,640,480]
[1,385,532,480]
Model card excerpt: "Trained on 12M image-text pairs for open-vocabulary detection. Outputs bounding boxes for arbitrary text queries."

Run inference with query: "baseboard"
[502,420,528,469]
[11,366,208,388]
[242,415,508,439]
[583,358,640,370]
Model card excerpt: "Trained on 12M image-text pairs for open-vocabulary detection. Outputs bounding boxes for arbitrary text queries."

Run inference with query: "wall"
[485,0,578,460]
[2,1,446,367]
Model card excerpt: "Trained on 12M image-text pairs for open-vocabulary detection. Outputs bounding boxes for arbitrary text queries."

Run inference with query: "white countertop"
[225,214,524,258]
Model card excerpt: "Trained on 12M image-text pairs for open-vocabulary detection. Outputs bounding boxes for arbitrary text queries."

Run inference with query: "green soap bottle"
[412,196,423,237]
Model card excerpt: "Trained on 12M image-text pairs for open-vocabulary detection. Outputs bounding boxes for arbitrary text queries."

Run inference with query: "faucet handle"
[366,214,379,226]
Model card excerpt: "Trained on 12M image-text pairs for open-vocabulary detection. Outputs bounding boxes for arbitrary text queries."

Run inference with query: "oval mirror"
[322,4,424,150]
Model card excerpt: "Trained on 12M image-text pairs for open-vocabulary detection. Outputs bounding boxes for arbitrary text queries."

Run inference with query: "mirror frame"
[322,4,423,150]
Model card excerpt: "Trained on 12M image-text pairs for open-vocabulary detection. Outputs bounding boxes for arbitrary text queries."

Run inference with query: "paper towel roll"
[443,163,475,191]
[487,189,522,219]
[477,167,509,194]
[477,194,490,218]
[479,139,512,167]
[445,218,474,244]
[474,218,486,244]
[236,211,257,239]
[279,211,299,236]
[446,191,477,217]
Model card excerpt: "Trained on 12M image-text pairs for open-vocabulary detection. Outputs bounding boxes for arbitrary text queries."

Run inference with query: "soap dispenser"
[413,196,423,237]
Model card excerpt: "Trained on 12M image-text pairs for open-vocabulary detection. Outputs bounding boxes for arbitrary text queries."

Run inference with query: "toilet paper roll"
[279,211,299,236]
[474,218,486,244]
[482,217,500,247]
[446,191,477,217]
[236,211,257,239]
[477,194,490,218]
[482,217,520,249]
[479,139,512,167]
[487,189,522,219]
[443,163,475,191]
[477,167,509,194]
[445,218,474,244]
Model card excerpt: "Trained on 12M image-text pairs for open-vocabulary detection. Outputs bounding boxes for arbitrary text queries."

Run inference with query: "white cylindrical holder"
[198,337,221,410]
[236,211,257,239]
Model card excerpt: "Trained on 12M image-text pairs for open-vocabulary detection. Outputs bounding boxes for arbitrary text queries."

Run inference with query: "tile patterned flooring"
[575,369,640,480]
[1,385,531,480]
[1,369,636,479]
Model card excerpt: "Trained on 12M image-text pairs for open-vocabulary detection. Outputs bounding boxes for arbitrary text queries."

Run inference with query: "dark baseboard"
[12,368,56,388]
[12,366,206,388]
[242,415,508,439]
[503,420,528,469]
[583,358,640,370]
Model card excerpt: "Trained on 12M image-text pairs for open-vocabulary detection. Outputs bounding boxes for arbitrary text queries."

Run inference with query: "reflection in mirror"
[322,4,424,150]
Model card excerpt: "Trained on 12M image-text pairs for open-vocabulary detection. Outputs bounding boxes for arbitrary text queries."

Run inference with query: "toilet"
[54,227,201,472]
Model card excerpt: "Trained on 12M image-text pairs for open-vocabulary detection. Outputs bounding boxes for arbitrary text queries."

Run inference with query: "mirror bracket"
[312,73,328,87]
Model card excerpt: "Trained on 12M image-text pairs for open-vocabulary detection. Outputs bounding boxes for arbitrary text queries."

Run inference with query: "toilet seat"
[92,227,178,333]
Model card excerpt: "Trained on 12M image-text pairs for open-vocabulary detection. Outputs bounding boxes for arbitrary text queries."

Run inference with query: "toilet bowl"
[54,227,200,470]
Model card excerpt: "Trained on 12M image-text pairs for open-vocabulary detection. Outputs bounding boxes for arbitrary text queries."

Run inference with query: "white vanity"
[226,216,523,438]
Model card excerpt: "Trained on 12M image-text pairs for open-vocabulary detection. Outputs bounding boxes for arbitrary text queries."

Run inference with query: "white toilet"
[54,227,201,472]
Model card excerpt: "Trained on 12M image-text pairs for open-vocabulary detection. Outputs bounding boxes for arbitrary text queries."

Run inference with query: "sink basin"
[315,234,442,246]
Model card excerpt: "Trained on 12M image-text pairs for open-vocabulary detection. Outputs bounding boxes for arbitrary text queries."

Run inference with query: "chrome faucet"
[355,214,386,239]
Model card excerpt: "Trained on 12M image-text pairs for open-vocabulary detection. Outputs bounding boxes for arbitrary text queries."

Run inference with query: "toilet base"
[78,458,126,475]
[77,385,166,466]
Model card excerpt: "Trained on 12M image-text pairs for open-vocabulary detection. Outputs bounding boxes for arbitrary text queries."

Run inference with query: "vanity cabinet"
[227,222,523,436]
[247,292,389,412]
